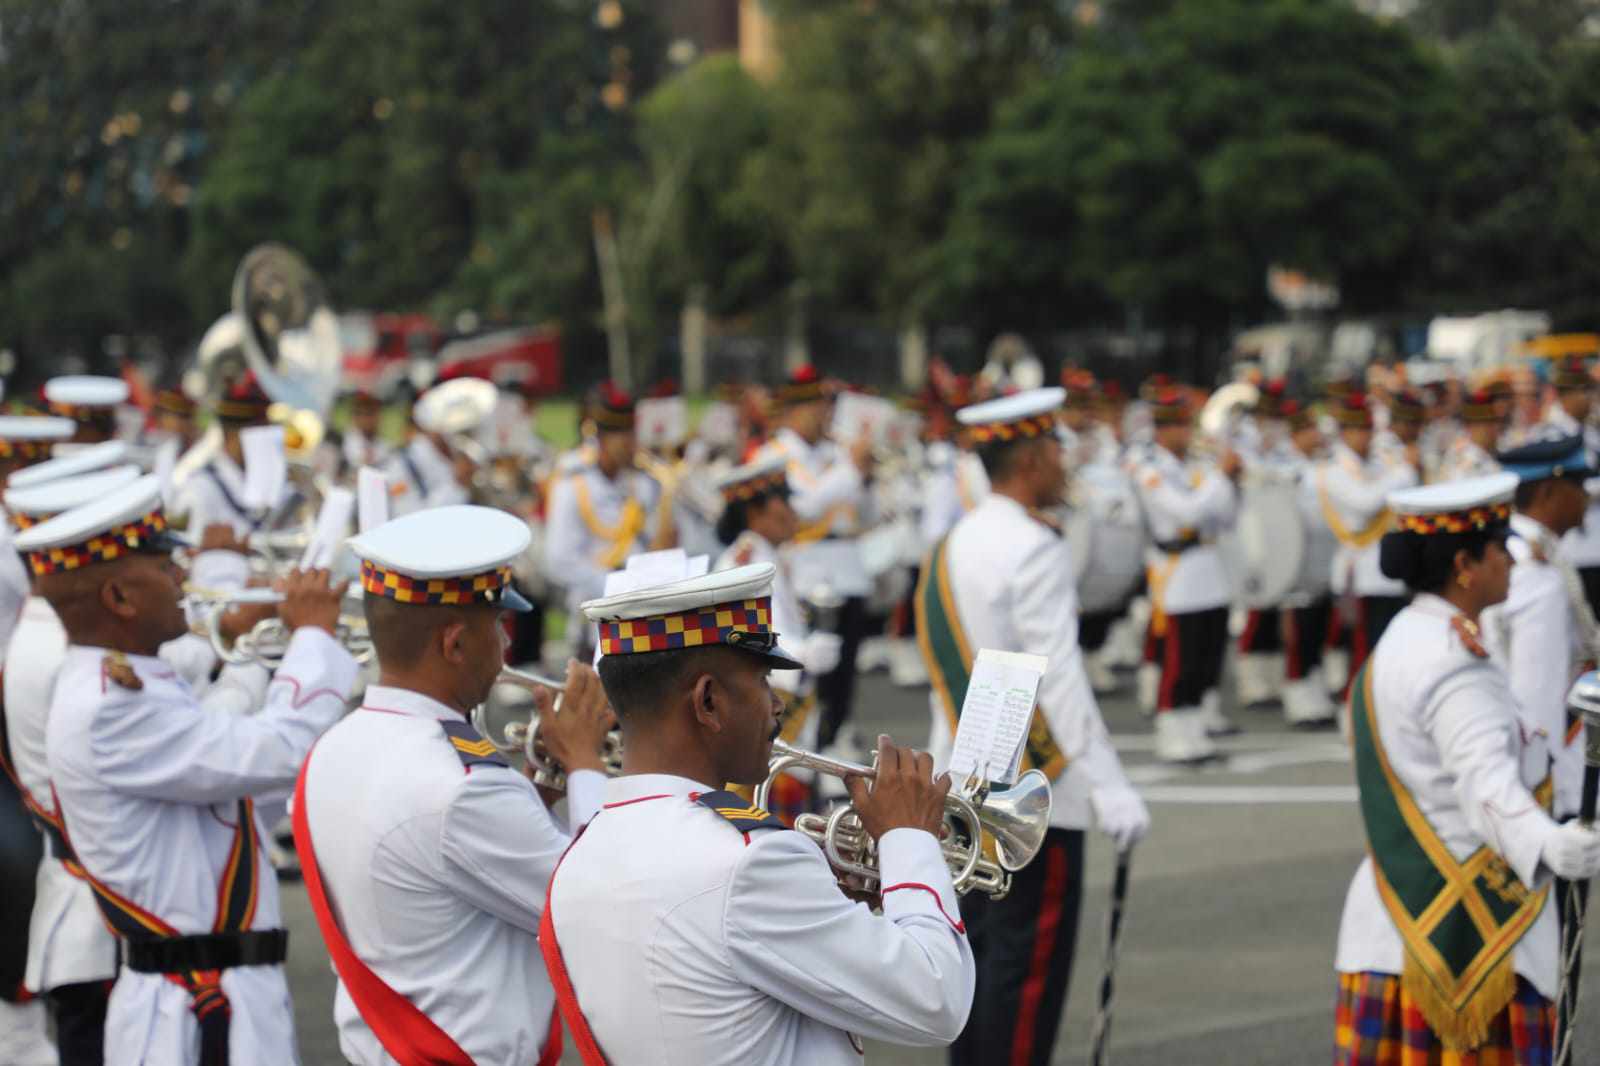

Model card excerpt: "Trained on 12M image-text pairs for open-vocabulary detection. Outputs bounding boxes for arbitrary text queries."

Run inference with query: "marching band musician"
[712,456,841,790]
[21,474,357,1065]
[1133,385,1242,763]
[341,391,392,476]
[1315,391,1418,699]
[1542,356,1600,617]
[294,505,615,1066]
[43,375,128,445]
[150,388,200,453]
[384,384,482,517]
[1333,472,1600,1064]
[1435,388,1503,484]
[917,388,1148,1065]
[546,563,974,1065]
[545,381,670,657]
[172,376,290,537]
[0,414,90,1063]
[1278,400,1339,727]
[1233,381,1294,710]
[755,365,874,755]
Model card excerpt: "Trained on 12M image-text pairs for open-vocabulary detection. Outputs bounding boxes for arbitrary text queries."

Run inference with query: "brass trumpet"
[185,587,373,667]
[471,668,624,792]
[754,740,1052,900]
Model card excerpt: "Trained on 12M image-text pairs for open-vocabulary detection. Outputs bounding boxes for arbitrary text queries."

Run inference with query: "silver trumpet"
[185,587,373,667]
[754,739,1052,899]
[471,668,624,792]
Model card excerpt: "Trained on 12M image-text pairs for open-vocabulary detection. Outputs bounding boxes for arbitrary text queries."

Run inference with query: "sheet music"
[239,425,287,511]
[948,649,1048,786]
[356,467,389,533]
[299,487,354,569]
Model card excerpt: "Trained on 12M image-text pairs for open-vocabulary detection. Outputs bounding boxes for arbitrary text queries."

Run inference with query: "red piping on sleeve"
[880,882,966,934]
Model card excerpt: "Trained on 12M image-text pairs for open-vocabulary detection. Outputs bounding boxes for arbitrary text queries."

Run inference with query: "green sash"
[914,537,1066,780]
[1349,662,1551,1050]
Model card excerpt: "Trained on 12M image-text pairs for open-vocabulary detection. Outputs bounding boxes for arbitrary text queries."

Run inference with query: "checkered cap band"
[0,440,54,460]
[215,397,271,422]
[46,401,113,423]
[776,380,825,407]
[11,513,42,531]
[597,596,773,655]
[1334,406,1374,428]
[360,560,514,606]
[26,510,169,576]
[721,470,788,503]
[1397,502,1510,536]
[967,412,1057,444]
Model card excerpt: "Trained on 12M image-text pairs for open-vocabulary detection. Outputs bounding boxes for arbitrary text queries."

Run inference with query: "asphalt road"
[280,666,1600,1065]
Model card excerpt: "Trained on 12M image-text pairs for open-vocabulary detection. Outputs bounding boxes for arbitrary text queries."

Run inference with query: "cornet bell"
[982,768,1053,873]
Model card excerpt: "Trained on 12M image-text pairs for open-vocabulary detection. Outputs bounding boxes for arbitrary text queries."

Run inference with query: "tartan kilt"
[1334,970,1554,1066]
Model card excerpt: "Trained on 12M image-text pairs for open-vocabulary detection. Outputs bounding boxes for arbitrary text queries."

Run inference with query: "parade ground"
[281,669,1600,1066]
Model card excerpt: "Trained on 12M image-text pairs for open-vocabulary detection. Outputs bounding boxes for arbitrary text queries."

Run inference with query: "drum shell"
[1216,472,1307,608]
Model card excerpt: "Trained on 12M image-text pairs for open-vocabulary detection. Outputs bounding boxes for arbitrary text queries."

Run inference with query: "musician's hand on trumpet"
[277,567,348,637]
[528,659,616,785]
[844,735,952,843]
[215,580,277,647]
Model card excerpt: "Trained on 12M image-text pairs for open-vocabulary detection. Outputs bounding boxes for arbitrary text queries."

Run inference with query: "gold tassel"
[1400,954,1518,1052]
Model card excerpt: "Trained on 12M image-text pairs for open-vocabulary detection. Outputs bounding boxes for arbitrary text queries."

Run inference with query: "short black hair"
[596,645,732,720]
[714,485,790,546]
[363,594,486,664]
[1378,529,1500,595]
[975,436,1043,481]
[1514,474,1584,511]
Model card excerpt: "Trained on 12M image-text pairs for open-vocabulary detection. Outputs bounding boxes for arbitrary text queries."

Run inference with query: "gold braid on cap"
[966,412,1057,444]
[1396,502,1510,536]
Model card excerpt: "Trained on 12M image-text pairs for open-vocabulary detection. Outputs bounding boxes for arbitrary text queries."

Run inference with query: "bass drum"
[1217,473,1306,608]
[1292,480,1337,601]
[1066,463,1147,614]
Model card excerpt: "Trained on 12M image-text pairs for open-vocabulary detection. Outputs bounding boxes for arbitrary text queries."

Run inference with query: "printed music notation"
[949,649,1047,786]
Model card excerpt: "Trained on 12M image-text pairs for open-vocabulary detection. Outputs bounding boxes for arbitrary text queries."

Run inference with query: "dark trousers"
[1342,595,1407,697]
[1283,598,1332,680]
[816,595,868,751]
[1157,606,1230,710]
[1079,610,1117,653]
[1237,608,1282,654]
[1580,566,1600,623]
[0,768,42,1000]
[950,827,1085,1066]
[49,981,110,1065]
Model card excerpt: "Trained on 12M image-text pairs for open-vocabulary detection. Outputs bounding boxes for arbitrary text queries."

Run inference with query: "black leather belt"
[125,929,288,974]
[1154,533,1201,554]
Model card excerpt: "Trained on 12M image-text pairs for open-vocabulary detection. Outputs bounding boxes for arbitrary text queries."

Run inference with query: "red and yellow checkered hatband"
[966,412,1057,445]
[359,560,514,606]
[25,510,169,576]
[45,401,114,423]
[598,596,773,655]
[1397,502,1510,536]
[721,470,788,503]
[0,439,55,460]
[11,512,42,531]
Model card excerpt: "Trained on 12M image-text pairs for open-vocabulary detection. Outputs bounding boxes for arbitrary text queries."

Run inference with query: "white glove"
[802,631,843,677]
[1542,821,1600,881]
[1090,785,1150,853]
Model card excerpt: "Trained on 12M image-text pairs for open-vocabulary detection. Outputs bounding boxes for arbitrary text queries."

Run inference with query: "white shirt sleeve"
[723,828,974,1047]
[88,627,356,804]
[437,767,576,931]
[1502,567,1574,756]
[1012,536,1131,795]
[1138,464,1236,532]
[544,476,606,600]
[1424,667,1561,887]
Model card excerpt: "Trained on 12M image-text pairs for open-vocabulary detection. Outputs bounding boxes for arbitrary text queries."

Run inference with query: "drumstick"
[1089,849,1133,1066]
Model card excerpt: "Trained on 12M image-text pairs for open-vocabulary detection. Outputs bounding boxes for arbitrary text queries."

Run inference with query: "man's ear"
[691,673,723,734]
[438,620,468,666]
[99,576,138,620]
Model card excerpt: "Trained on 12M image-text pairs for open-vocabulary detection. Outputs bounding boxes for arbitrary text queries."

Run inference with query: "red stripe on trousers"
[1010,840,1069,1066]
[1157,619,1181,711]
[1283,609,1302,680]
[1237,609,1260,654]
[1142,620,1158,664]
[1343,599,1370,701]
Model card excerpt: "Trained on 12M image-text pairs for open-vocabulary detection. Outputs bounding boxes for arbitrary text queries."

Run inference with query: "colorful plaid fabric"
[0,439,55,460]
[597,596,772,655]
[720,469,788,503]
[359,560,513,605]
[25,510,170,576]
[1335,393,1375,428]
[1397,502,1510,536]
[1334,970,1553,1066]
[966,412,1058,444]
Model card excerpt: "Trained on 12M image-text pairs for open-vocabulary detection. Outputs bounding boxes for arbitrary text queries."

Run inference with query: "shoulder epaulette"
[440,719,508,771]
[693,790,786,832]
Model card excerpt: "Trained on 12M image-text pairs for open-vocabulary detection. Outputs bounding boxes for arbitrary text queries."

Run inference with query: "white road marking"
[1139,785,1358,804]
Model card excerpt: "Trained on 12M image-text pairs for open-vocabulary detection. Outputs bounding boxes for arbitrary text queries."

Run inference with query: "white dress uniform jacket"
[1132,445,1236,614]
[301,686,604,1065]
[759,427,869,539]
[48,628,356,1066]
[341,428,393,474]
[1334,595,1561,997]
[549,774,974,1065]
[384,436,469,518]
[928,494,1139,830]
[1546,407,1600,569]
[1436,435,1500,485]
[0,523,31,649]
[171,454,295,539]
[1484,514,1591,818]
[1316,443,1417,598]
[544,464,663,608]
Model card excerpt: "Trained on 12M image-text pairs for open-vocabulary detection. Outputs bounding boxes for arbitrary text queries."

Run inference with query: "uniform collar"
[602,773,716,806]
[360,684,466,723]
[1510,512,1557,552]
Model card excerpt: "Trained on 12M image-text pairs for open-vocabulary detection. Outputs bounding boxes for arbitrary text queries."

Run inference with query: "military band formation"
[4,251,1600,1066]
